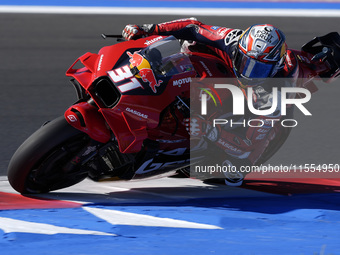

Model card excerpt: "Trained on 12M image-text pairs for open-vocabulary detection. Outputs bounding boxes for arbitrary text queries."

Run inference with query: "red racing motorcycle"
[7,33,340,194]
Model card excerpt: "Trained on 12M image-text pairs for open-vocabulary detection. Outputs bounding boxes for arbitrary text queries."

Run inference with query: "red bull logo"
[127,50,144,67]
[127,51,163,93]
[139,69,163,93]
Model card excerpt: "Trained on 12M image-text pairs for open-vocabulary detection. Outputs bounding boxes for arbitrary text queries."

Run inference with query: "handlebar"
[101,34,125,42]
[302,32,340,82]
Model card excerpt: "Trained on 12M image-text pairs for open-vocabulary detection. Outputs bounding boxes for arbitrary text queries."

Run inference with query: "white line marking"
[84,207,223,229]
[0,6,340,17]
[0,217,116,236]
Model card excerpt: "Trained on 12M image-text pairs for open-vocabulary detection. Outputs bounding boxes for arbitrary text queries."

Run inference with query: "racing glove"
[122,24,157,40]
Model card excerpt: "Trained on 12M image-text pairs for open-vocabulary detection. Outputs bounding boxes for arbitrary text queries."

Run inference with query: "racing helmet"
[233,24,287,85]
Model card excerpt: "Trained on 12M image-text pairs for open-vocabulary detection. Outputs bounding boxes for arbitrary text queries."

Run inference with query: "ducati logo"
[67,115,77,122]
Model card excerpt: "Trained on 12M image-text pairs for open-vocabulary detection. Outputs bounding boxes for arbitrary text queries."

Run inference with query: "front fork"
[64,100,139,180]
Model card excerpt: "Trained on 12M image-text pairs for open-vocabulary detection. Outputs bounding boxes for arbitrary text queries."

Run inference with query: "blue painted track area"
[1,177,340,254]
[2,0,340,17]
[1,0,340,9]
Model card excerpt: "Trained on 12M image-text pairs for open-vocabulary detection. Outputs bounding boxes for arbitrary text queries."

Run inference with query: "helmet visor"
[234,50,275,79]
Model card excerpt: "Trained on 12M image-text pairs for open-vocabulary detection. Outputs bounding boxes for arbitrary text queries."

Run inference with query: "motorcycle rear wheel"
[7,116,91,194]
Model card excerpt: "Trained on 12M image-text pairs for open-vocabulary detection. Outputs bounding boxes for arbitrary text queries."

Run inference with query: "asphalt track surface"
[2,14,340,173]
[1,13,340,255]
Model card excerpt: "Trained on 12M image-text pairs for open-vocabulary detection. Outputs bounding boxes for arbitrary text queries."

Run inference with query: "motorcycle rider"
[121,18,309,186]
[122,18,288,81]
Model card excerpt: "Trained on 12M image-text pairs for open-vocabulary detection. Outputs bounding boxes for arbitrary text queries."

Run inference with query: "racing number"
[108,65,143,93]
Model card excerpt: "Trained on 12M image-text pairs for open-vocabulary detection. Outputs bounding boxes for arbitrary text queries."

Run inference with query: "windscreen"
[141,36,195,77]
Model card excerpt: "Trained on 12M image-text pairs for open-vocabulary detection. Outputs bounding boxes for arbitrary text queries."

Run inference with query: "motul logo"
[173,77,192,87]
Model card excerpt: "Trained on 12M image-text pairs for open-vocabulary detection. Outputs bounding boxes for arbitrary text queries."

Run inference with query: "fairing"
[65,36,207,153]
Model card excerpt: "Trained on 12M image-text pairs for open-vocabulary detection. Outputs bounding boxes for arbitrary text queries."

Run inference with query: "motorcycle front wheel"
[7,116,92,194]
